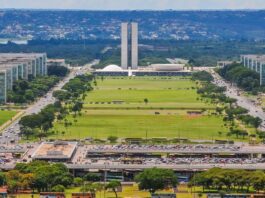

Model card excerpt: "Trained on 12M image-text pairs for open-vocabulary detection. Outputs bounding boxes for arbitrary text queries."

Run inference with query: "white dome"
[102,65,123,71]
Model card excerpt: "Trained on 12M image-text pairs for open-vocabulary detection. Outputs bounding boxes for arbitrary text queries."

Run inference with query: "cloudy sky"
[1,0,265,10]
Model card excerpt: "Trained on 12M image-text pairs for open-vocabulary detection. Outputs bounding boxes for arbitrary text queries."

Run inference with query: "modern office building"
[121,22,138,70]
[121,23,129,70]
[0,53,47,104]
[131,22,138,69]
[240,55,265,85]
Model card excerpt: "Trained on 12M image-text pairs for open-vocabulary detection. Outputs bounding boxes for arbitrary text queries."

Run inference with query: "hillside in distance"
[1,10,265,40]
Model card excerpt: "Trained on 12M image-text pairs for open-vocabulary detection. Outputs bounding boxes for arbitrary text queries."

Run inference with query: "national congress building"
[0,53,47,103]
[121,22,138,70]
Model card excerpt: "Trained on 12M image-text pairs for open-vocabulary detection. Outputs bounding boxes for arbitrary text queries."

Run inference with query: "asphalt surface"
[211,69,265,131]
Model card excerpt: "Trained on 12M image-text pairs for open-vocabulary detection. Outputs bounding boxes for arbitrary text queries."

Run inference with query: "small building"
[124,138,143,144]
[0,186,8,198]
[187,111,202,116]
[72,192,95,198]
[40,192,65,198]
[217,61,236,68]
[47,59,67,68]
[112,100,125,104]
[207,194,251,198]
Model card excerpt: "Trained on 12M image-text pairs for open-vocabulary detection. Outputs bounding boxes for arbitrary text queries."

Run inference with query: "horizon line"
[1,8,265,12]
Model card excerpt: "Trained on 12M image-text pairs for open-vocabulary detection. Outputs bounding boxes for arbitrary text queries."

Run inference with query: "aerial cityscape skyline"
[1,2,265,197]
[1,0,265,10]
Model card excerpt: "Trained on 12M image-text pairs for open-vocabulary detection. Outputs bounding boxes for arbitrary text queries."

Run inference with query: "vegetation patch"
[0,110,17,126]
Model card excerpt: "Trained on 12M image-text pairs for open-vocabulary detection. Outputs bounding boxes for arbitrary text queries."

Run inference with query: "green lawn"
[48,76,256,141]
[0,110,17,126]
[84,77,212,109]
[94,76,195,90]
[50,76,237,140]
[53,110,228,139]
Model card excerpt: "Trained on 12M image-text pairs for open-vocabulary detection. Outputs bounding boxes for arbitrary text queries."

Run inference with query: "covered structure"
[32,141,77,162]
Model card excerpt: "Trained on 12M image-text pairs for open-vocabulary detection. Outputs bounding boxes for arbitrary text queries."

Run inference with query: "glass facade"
[6,69,12,90]
[22,63,28,79]
[17,64,23,79]
[12,67,18,82]
[0,72,6,104]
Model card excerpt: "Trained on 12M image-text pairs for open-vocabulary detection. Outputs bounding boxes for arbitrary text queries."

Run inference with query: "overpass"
[65,163,265,171]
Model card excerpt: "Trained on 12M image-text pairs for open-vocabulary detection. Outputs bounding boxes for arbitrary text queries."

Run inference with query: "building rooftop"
[101,64,123,71]
[32,141,77,160]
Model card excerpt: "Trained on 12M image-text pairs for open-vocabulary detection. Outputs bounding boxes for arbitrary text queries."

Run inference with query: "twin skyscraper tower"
[121,22,138,70]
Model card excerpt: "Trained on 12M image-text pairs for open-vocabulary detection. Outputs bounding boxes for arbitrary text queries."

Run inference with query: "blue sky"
[1,0,265,10]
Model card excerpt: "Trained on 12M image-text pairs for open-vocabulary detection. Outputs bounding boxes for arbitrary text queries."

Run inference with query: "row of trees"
[218,63,261,93]
[193,71,262,139]
[19,104,59,140]
[47,66,69,77]
[189,168,265,193]
[7,76,60,104]
[19,74,94,139]
[192,71,213,82]
[2,161,73,193]
[0,162,177,197]
[4,162,265,196]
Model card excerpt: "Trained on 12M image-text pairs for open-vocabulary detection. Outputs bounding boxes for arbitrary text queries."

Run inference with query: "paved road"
[85,148,265,154]
[211,69,265,131]
[0,60,98,144]
[1,162,265,171]
[65,163,265,171]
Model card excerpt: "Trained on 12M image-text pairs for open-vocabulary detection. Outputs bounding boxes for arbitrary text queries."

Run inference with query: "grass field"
[53,109,227,139]
[0,110,17,126]
[51,76,236,140]
[84,77,212,109]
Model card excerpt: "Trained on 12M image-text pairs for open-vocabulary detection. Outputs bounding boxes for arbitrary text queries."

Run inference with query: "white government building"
[94,23,190,76]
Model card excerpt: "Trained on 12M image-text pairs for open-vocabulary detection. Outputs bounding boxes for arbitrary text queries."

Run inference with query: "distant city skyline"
[1,0,265,10]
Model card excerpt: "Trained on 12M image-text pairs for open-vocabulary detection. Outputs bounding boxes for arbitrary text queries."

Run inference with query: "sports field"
[52,76,232,140]
[0,110,17,126]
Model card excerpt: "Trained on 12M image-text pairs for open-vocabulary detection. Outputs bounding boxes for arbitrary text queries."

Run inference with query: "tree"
[0,172,5,186]
[80,182,98,195]
[48,66,69,77]
[53,90,71,101]
[5,170,22,193]
[251,171,265,192]
[144,98,149,105]
[107,136,118,143]
[83,173,101,182]
[20,127,34,140]
[52,184,65,192]
[135,168,178,194]
[73,177,83,187]
[106,181,121,198]
[192,71,213,82]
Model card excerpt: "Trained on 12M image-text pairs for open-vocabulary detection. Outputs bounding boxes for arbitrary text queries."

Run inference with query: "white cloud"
[1,0,265,10]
